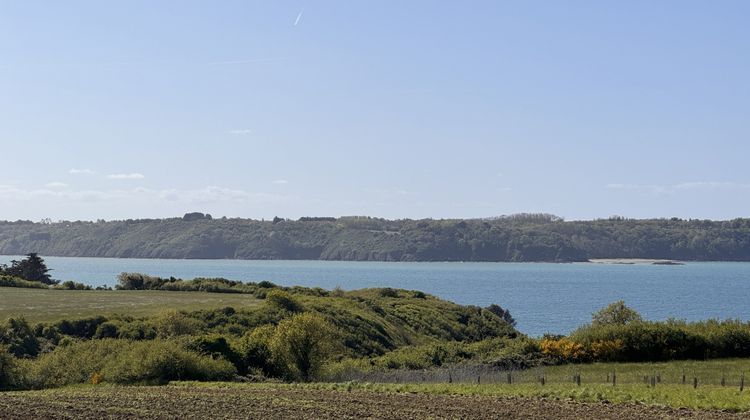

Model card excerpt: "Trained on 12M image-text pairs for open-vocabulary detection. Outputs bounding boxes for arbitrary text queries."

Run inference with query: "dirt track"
[1,386,748,419]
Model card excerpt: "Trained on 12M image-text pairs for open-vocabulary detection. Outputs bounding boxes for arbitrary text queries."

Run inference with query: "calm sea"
[2,256,748,337]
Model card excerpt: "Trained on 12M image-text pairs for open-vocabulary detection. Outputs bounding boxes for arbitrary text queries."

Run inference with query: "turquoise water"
[2,256,749,337]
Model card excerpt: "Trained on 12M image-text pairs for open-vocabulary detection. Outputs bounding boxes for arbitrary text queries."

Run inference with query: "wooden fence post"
[740,374,744,392]
[693,377,698,389]
[612,371,616,387]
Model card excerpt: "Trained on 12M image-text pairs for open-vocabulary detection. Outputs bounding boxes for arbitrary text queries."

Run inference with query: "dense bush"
[93,322,119,339]
[186,334,243,372]
[53,316,108,339]
[152,311,204,338]
[236,325,280,377]
[26,339,236,388]
[0,318,40,358]
[54,281,92,290]
[0,275,48,289]
[116,273,173,290]
[523,302,750,363]
[265,290,303,313]
[0,346,22,390]
[269,313,338,381]
[115,272,278,296]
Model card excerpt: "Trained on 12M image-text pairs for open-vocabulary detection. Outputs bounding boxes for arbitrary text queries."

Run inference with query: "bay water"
[1,256,748,337]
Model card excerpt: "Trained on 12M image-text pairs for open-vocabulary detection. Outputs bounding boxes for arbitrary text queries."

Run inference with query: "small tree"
[1,253,56,285]
[269,313,337,381]
[592,301,642,326]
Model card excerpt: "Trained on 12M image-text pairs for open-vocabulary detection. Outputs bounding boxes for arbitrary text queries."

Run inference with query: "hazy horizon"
[2,2,750,221]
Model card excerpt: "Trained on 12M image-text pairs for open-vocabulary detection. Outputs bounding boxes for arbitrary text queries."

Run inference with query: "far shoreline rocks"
[588,258,685,266]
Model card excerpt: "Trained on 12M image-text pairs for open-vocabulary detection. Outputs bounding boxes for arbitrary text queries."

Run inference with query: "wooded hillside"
[1,214,749,262]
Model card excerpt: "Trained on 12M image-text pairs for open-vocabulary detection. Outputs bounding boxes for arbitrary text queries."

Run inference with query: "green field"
[540,359,750,387]
[309,382,750,413]
[0,287,260,322]
[317,358,750,412]
[321,358,750,411]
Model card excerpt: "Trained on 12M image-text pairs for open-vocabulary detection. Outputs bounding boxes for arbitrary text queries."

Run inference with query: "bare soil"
[1,385,748,419]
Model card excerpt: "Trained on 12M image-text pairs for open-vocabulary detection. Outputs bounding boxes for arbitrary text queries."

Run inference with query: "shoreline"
[588,258,685,265]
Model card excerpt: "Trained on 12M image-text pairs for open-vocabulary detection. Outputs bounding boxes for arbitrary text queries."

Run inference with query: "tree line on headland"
[1,213,749,262]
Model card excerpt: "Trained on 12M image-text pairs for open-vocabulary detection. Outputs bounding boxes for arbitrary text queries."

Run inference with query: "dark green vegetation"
[538,301,750,364]
[0,280,518,389]
[3,214,750,261]
[0,253,55,284]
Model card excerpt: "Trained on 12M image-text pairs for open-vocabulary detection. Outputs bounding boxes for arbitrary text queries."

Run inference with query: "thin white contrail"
[294,10,304,26]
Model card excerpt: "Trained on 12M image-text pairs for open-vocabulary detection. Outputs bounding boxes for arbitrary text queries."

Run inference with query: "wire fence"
[329,365,746,390]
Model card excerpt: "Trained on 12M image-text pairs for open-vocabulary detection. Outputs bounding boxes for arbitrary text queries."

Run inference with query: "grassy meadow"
[0,287,260,323]
[309,381,750,412]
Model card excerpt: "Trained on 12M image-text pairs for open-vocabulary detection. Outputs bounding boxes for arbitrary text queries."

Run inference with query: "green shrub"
[0,275,48,289]
[93,322,119,339]
[0,345,22,390]
[265,290,303,313]
[103,341,235,384]
[378,288,399,298]
[153,311,204,337]
[270,313,338,381]
[186,334,243,372]
[115,272,168,290]
[26,339,235,388]
[592,301,643,326]
[572,322,709,362]
[115,320,157,340]
[237,325,280,377]
[411,290,427,299]
[54,281,92,290]
[0,318,40,358]
[54,316,108,338]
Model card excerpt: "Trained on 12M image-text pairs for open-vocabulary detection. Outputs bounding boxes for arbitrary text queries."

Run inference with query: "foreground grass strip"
[0,287,259,322]
[172,381,750,413]
[541,359,750,386]
[304,382,750,412]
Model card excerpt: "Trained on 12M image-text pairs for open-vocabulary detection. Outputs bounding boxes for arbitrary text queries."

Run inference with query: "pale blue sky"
[1,1,749,221]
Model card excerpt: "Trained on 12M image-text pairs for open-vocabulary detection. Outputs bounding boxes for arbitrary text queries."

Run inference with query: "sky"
[1,1,749,221]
